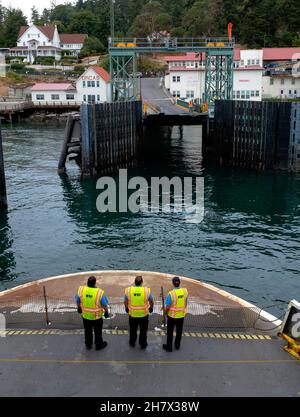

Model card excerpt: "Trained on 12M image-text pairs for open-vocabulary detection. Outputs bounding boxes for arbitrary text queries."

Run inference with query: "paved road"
[0,331,299,397]
[141,78,188,115]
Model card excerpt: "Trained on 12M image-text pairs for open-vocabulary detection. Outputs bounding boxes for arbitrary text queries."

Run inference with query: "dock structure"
[212,100,300,172]
[59,101,143,176]
[0,121,7,210]
[0,100,81,123]
[109,37,234,106]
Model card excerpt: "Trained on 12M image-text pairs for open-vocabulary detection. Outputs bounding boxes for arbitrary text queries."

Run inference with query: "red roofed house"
[165,49,264,102]
[30,67,110,105]
[76,66,111,104]
[10,24,87,64]
[31,83,77,105]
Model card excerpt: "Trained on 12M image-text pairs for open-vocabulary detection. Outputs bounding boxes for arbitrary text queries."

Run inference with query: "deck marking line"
[0,358,298,365]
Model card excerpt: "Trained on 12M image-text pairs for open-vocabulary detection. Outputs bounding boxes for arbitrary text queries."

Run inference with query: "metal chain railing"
[0,290,279,333]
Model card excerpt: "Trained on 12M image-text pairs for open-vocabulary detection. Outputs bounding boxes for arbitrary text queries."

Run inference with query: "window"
[280,89,284,95]
[256,60,260,65]
[51,94,60,100]
[251,91,255,97]
[241,60,244,66]
[177,76,180,82]
[247,60,251,65]
[246,90,250,99]
[97,81,100,87]
[186,91,195,98]
[236,91,240,99]
[87,81,91,87]
[83,95,86,102]
[270,78,274,85]
[172,76,176,82]
[251,60,255,65]
[256,91,260,97]
[36,94,44,100]
[83,81,86,87]
[233,91,236,99]
[97,95,100,102]
[280,79,285,85]
[66,94,75,100]
[91,81,95,87]
[292,78,296,85]
[241,90,246,99]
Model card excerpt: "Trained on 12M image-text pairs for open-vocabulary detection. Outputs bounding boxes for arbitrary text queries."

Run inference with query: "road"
[141,78,188,115]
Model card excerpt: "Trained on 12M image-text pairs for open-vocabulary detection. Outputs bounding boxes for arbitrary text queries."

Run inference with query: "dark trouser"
[129,316,149,348]
[166,317,184,350]
[83,318,103,348]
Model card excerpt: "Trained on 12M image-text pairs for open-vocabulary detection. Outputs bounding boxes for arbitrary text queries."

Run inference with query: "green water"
[0,123,299,316]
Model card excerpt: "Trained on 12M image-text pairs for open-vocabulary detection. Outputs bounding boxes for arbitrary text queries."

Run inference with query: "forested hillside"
[0,0,299,48]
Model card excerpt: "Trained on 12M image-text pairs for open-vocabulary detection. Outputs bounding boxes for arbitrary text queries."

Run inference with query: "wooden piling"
[58,115,76,174]
[0,120,7,210]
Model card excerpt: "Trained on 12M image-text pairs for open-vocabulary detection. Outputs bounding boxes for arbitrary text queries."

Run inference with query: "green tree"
[79,36,106,58]
[31,6,40,24]
[67,10,98,35]
[49,4,75,28]
[1,8,27,48]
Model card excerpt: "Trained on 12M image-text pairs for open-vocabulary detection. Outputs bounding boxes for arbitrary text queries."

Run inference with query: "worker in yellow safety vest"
[76,276,109,351]
[124,276,154,349]
[163,277,188,352]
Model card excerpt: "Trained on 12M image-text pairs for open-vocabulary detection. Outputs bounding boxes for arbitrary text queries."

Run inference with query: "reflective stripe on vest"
[167,288,188,319]
[78,286,104,321]
[126,287,150,318]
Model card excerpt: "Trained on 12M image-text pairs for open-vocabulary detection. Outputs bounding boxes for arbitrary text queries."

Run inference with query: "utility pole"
[110,0,115,40]
[0,120,7,210]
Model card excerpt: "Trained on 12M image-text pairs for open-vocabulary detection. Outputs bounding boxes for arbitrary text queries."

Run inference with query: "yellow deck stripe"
[2,329,274,341]
[0,358,297,365]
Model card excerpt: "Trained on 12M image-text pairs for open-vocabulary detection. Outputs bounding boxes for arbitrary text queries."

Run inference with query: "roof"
[10,47,28,50]
[37,46,61,50]
[235,66,264,71]
[18,25,56,41]
[263,48,300,61]
[87,66,110,83]
[164,52,204,62]
[234,48,241,60]
[31,83,75,92]
[60,34,88,44]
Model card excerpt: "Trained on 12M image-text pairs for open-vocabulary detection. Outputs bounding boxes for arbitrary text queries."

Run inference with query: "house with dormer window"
[10,24,87,64]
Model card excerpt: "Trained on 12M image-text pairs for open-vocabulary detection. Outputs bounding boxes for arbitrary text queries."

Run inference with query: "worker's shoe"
[96,341,108,351]
[86,345,92,351]
[140,344,148,350]
[129,341,135,348]
[163,344,172,352]
[175,345,180,351]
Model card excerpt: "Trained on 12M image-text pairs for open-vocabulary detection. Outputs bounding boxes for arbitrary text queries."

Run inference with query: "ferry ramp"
[0,330,299,397]
[0,271,299,397]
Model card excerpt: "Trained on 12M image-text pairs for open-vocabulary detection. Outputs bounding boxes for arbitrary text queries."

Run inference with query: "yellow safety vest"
[125,286,151,318]
[78,286,105,321]
[167,288,188,319]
